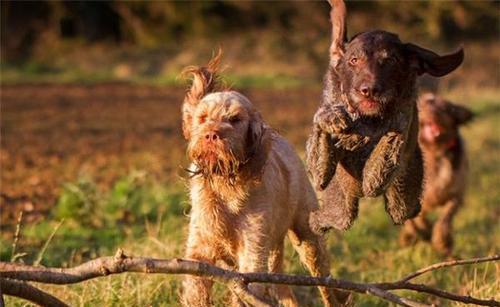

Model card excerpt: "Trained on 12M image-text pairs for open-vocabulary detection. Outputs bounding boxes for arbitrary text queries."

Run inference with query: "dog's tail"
[181,49,224,106]
[327,0,347,66]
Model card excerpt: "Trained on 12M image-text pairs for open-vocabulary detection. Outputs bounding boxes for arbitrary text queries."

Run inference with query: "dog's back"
[265,133,320,211]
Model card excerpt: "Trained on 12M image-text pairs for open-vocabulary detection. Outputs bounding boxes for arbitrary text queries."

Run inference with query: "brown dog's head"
[418,93,473,149]
[327,0,464,118]
[181,54,267,180]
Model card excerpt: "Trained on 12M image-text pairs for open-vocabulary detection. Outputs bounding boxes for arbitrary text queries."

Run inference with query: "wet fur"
[180,53,348,306]
[307,0,463,233]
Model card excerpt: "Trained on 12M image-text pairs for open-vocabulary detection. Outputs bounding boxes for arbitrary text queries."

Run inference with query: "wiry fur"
[180,54,349,306]
[400,94,473,256]
[306,0,464,233]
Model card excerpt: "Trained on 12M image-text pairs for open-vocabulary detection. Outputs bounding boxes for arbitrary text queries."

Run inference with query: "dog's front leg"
[181,227,216,307]
[307,104,367,190]
[307,104,351,190]
[362,108,413,197]
[362,131,405,197]
[306,125,340,190]
[384,143,423,225]
[431,198,461,255]
[235,223,273,305]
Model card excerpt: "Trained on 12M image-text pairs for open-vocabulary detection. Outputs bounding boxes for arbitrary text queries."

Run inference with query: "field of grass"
[1,84,499,306]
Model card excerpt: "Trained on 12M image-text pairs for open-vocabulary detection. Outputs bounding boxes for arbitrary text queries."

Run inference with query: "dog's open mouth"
[359,99,380,112]
[360,99,378,109]
[349,92,383,116]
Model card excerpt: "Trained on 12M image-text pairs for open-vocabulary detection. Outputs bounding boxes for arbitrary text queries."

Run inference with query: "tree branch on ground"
[0,278,68,307]
[0,249,498,307]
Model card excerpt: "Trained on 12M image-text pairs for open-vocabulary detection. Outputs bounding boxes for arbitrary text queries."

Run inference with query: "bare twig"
[378,282,499,306]
[0,278,68,307]
[34,219,64,267]
[10,212,23,262]
[0,250,498,306]
[399,254,500,283]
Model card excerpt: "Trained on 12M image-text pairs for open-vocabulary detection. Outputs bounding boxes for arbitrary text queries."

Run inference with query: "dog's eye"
[385,56,398,64]
[349,57,358,65]
[229,116,241,124]
[199,115,207,123]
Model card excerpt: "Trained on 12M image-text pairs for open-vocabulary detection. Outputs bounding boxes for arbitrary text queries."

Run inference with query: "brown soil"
[0,84,321,227]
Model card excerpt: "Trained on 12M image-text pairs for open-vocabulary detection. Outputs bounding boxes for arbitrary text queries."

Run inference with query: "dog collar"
[444,137,458,151]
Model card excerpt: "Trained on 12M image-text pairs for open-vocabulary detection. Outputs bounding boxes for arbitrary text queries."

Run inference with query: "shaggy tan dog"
[180,54,346,306]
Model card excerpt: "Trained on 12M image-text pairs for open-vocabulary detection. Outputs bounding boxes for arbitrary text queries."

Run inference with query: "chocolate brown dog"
[400,93,473,255]
[307,0,464,233]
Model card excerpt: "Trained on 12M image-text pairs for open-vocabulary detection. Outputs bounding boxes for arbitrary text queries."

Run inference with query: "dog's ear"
[327,0,347,67]
[445,101,474,126]
[247,111,264,156]
[181,49,223,139]
[405,44,464,77]
[245,110,272,178]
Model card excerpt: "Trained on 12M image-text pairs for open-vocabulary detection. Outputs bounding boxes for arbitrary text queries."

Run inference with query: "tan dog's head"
[418,93,473,149]
[181,53,267,180]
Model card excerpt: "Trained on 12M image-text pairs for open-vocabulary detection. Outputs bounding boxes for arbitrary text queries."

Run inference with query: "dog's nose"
[359,84,371,97]
[359,84,381,97]
[205,131,219,141]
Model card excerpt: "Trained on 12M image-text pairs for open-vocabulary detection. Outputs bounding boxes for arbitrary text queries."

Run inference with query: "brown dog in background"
[400,93,473,255]
[180,53,347,306]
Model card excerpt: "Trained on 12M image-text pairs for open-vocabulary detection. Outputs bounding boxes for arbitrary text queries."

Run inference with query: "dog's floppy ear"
[445,101,474,126]
[181,49,223,139]
[327,0,347,67]
[405,43,464,77]
[245,110,272,178]
[247,110,265,156]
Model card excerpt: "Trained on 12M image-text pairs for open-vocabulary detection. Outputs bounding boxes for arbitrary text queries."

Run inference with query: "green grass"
[1,61,311,89]
[2,95,499,306]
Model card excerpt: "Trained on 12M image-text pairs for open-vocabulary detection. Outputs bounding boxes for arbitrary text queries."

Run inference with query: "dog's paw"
[314,105,351,134]
[337,291,354,307]
[309,210,353,234]
[334,133,370,151]
[387,200,421,225]
[399,229,419,247]
[362,179,386,198]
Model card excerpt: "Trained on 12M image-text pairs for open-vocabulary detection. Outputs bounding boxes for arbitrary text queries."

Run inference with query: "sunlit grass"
[1,61,312,90]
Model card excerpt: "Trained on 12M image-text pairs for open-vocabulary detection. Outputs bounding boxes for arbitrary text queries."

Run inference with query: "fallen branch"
[0,278,68,307]
[0,250,498,307]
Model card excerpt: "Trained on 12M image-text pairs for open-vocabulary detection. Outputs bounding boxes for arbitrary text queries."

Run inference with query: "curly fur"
[180,54,349,306]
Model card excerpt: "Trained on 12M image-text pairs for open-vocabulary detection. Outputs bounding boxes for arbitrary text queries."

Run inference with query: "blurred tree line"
[1,0,498,62]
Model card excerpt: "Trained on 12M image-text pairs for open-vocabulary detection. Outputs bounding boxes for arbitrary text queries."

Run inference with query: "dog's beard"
[187,139,245,182]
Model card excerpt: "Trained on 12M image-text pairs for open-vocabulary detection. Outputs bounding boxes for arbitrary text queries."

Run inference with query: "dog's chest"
[189,179,248,256]
[424,152,464,205]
